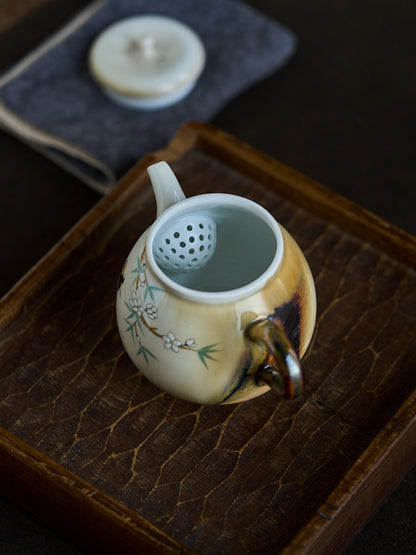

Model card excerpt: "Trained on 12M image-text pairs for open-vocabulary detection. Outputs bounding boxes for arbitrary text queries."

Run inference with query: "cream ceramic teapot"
[116,162,316,404]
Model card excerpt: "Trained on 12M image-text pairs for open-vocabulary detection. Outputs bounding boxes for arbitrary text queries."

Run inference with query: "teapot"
[116,162,316,404]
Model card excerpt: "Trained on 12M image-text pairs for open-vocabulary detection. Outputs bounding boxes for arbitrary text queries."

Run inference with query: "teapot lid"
[88,15,205,109]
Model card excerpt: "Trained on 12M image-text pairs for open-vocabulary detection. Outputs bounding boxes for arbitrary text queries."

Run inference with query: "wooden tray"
[0,123,415,554]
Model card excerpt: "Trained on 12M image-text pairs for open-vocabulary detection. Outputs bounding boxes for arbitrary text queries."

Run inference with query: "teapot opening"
[149,194,282,296]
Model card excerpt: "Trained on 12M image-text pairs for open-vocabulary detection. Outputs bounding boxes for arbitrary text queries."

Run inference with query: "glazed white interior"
[147,194,284,303]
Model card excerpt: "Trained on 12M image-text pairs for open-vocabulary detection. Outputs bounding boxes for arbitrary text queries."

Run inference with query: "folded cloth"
[0,0,296,193]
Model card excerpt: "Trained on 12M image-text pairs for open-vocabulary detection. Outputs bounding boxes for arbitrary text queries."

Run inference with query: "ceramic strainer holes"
[154,214,217,273]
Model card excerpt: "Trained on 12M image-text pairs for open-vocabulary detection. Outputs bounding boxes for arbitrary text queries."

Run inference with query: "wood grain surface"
[0,123,415,553]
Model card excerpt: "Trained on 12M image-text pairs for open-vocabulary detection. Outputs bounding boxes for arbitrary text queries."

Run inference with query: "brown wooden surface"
[0,428,191,554]
[1,123,415,554]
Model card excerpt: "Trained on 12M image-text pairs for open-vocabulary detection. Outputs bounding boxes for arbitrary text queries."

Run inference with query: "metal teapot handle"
[245,318,304,399]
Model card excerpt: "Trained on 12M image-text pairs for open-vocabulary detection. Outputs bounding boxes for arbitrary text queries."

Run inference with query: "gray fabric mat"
[0,0,296,192]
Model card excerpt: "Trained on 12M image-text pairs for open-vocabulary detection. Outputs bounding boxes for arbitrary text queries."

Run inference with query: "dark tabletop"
[0,0,415,553]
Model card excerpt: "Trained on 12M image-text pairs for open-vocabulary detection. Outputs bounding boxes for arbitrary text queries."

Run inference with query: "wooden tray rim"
[1,122,415,554]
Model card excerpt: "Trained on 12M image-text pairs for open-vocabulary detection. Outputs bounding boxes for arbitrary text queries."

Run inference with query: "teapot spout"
[147,161,186,217]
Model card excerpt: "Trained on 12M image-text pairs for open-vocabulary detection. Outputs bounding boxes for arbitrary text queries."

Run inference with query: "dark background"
[0,0,415,553]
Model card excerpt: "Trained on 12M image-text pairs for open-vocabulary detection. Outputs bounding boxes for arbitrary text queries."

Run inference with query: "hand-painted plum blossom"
[123,247,219,369]
[145,303,158,319]
[163,332,182,353]
[184,338,196,348]
[138,263,147,286]
[129,290,145,315]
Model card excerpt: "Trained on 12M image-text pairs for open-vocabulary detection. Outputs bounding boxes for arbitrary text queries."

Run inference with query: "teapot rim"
[146,193,284,304]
